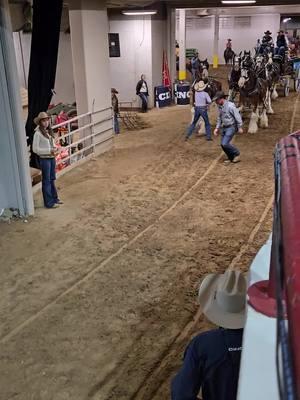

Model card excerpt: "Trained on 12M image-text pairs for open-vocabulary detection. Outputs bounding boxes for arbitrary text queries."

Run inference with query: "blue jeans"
[221,126,240,161]
[113,113,120,134]
[192,69,197,81]
[275,46,286,57]
[40,158,58,208]
[187,107,211,139]
[138,93,148,112]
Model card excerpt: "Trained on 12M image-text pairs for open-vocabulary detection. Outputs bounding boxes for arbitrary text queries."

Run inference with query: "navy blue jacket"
[171,328,243,400]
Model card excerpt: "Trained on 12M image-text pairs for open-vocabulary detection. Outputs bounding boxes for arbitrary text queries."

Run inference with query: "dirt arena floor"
[1,66,300,400]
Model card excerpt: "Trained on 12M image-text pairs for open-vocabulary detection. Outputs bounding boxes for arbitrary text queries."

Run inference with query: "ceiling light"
[283,18,291,23]
[122,10,157,16]
[221,0,256,4]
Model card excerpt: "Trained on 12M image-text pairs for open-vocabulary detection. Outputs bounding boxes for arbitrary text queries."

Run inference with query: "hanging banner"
[162,50,171,88]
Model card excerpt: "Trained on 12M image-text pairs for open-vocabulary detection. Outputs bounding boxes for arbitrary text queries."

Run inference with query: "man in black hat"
[212,91,243,164]
[275,30,288,58]
[260,30,274,54]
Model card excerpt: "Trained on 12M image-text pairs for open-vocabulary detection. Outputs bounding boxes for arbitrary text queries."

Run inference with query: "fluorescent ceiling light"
[122,10,157,16]
[222,0,256,4]
[283,18,291,23]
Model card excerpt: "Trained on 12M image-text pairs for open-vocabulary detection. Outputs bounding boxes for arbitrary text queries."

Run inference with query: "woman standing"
[32,111,62,209]
[136,74,149,112]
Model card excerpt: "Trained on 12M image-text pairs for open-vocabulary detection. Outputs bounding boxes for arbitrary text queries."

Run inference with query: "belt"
[40,156,55,159]
[223,124,235,128]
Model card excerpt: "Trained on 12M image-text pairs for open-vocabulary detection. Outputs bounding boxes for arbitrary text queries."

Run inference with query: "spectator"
[136,74,149,113]
[191,52,201,81]
[213,91,243,164]
[171,269,246,400]
[32,112,62,209]
[111,88,120,134]
[275,30,289,58]
[226,38,232,49]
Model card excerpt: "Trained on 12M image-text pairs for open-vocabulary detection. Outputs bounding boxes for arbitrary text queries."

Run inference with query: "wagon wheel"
[295,68,300,92]
[284,79,290,97]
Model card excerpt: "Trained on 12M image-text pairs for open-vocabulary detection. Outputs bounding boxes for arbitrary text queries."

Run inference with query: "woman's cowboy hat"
[264,30,272,35]
[198,269,247,329]
[194,81,207,92]
[34,111,50,126]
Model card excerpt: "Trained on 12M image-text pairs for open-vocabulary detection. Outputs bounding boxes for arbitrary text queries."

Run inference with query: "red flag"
[162,50,171,87]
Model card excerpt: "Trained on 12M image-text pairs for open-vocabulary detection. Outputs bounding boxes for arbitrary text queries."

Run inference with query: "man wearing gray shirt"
[213,91,243,163]
[185,81,212,141]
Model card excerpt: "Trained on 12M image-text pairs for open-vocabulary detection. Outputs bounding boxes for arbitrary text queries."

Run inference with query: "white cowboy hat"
[34,111,50,126]
[198,269,247,329]
[194,81,207,92]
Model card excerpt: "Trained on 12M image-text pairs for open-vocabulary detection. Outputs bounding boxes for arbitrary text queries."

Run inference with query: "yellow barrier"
[213,55,219,69]
[179,70,186,80]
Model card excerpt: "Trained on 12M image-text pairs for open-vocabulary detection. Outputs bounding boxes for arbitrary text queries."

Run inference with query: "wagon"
[276,56,300,96]
[277,75,290,97]
[291,57,300,92]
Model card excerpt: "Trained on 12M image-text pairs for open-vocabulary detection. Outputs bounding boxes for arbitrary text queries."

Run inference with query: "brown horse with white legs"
[238,67,269,134]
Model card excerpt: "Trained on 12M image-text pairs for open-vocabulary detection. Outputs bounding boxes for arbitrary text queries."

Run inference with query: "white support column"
[69,0,113,155]
[167,7,176,83]
[0,0,34,216]
[213,12,220,69]
[178,9,186,81]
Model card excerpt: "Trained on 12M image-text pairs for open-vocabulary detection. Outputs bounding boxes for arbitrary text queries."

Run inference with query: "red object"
[247,280,278,317]
[162,50,171,87]
[55,111,69,125]
[247,229,284,318]
[55,143,69,171]
[248,131,300,397]
[279,131,300,397]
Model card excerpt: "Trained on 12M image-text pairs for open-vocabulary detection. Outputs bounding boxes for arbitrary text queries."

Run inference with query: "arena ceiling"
[107,0,300,8]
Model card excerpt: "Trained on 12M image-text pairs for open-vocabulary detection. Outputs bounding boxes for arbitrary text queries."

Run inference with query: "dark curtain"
[25,0,63,167]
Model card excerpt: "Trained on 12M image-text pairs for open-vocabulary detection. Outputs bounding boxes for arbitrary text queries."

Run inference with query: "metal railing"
[51,107,113,175]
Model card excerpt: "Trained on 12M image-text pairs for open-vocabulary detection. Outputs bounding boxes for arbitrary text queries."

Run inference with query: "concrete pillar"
[213,12,220,69]
[69,0,113,154]
[167,7,176,83]
[0,0,34,215]
[178,9,186,81]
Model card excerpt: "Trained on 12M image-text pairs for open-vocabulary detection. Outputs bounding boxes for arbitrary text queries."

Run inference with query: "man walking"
[186,81,212,141]
[213,91,243,163]
[171,269,246,400]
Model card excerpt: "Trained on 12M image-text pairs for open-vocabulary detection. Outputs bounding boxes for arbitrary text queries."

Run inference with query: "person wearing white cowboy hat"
[171,269,247,400]
[32,111,63,209]
[185,80,212,142]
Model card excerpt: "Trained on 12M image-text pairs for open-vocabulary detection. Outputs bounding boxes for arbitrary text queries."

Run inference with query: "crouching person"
[171,269,246,400]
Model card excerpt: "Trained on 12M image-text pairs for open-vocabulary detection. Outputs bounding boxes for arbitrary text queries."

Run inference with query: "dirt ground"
[1,66,300,400]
